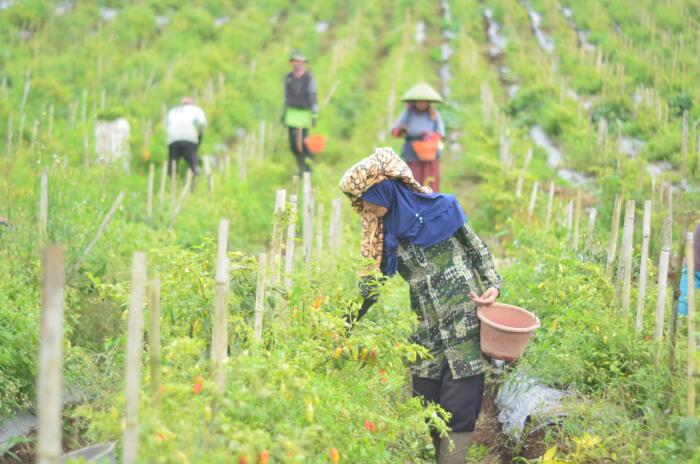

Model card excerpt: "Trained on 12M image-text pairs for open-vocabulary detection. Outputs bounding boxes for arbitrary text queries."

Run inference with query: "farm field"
[0,1,699,463]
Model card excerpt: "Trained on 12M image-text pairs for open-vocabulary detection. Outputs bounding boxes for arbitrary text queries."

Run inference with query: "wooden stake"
[147,163,154,222]
[621,200,636,317]
[527,181,539,218]
[170,160,177,216]
[654,216,673,356]
[565,200,574,242]
[148,279,161,404]
[37,246,65,464]
[635,201,652,336]
[585,207,597,252]
[158,161,167,212]
[39,168,48,243]
[71,191,125,275]
[284,195,298,288]
[171,170,193,224]
[606,194,623,278]
[515,148,533,198]
[212,220,229,392]
[686,231,696,418]
[573,190,582,251]
[328,198,342,251]
[253,253,267,342]
[123,252,147,464]
[315,203,325,264]
[270,190,287,282]
[681,109,689,171]
[302,173,314,263]
[545,182,555,228]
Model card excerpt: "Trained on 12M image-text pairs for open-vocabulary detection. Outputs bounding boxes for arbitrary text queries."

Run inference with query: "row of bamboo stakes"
[35,163,347,463]
[516,167,696,418]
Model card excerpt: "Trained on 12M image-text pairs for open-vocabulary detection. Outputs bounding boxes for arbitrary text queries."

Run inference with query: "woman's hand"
[468,287,499,305]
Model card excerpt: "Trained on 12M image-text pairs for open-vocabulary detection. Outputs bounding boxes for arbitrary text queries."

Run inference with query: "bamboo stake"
[654,216,673,358]
[123,252,147,464]
[212,220,229,392]
[515,148,533,198]
[328,198,342,251]
[315,203,325,264]
[302,173,314,263]
[170,160,177,215]
[585,207,597,253]
[621,200,636,317]
[686,231,696,418]
[253,253,267,342]
[681,109,689,171]
[171,170,193,224]
[37,245,65,464]
[5,113,12,156]
[545,182,555,228]
[573,190,583,251]
[284,195,298,288]
[269,190,287,282]
[527,181,539,218]
[147,163,154,222]
[565,200,574,242]
[158,161,167,212]
[39,168,48,243]
[668,223,688,375]
[635,201,652,336]
[148,279,161,404]
[606,194,623,278]
[70,191,125,275]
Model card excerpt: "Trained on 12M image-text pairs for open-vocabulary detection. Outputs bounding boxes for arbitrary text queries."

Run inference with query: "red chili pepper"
[329,447,340,463]
[364,419,376,433]
[258,450,270,464]
[193,375,204,395]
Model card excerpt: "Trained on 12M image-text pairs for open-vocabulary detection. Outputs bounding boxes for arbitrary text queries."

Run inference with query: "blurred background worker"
[678,221,700,316]
[391,82,446,192]
[166,96,207,178]
[282,50,319,174]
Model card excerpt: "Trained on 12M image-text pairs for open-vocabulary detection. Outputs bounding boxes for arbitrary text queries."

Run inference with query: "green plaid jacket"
[396,223,502,379]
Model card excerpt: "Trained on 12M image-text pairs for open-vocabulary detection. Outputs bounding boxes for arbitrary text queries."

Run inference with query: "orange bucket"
[411,139,439,161]
[305,135,326,154]
[476,303,540,361]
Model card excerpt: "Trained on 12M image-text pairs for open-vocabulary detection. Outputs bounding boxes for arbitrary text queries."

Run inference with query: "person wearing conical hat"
[339,148,502,464]
[282,50,319,174]
[391,82,445,191]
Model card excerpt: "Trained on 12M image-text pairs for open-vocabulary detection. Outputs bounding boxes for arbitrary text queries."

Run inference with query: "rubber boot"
[437,432,473,464]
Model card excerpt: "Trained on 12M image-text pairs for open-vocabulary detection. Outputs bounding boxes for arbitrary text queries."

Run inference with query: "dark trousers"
[287,127,312,174]
[412,361,485,433]
[168,141,199,176]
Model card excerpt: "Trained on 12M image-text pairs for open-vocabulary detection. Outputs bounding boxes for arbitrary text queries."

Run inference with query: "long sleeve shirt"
[396,223,502,379]
[392,107,446,162]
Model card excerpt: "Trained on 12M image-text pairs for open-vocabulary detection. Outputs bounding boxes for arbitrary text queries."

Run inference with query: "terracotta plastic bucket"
[61,442,116,463]
[476,303,540,361]
[411,139,439,161]
[305,135,326,154]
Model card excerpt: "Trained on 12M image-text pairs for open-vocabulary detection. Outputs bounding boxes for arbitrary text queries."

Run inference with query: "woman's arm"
[456,223,502,300]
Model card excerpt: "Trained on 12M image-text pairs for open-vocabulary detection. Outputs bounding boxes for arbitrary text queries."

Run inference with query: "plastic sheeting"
[495,372,568,441]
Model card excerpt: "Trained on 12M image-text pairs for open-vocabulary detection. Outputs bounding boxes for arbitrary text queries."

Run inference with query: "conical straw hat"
[401,82,443,103]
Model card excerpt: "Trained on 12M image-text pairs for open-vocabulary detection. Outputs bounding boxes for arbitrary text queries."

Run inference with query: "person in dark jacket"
[282,50,319,174]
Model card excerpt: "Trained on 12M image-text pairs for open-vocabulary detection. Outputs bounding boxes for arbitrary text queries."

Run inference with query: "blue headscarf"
[361,179,467,276]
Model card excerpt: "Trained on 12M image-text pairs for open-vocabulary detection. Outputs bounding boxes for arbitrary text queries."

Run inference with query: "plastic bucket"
[61,442,116,463]
[305,134,326,154]
[476,303,540,361]
[411,139,439,161]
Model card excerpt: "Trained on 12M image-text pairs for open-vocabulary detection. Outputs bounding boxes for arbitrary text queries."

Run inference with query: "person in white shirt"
[166,96,207,176]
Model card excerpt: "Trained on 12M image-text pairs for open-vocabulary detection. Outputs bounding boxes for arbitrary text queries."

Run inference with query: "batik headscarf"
[338,147,431,273]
